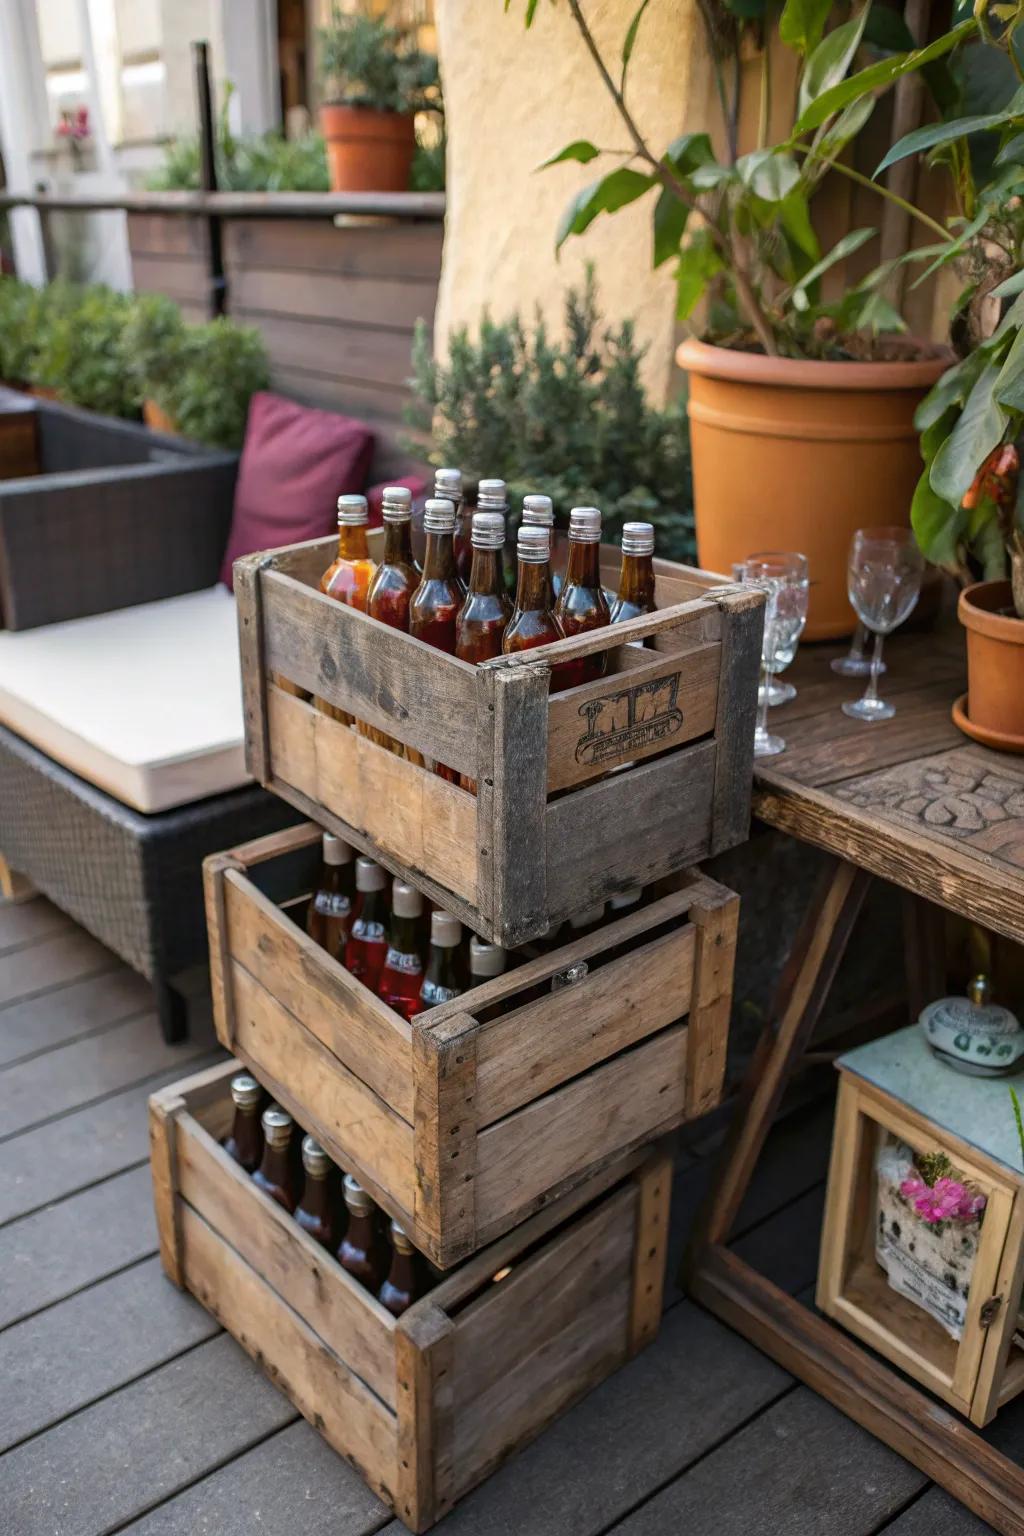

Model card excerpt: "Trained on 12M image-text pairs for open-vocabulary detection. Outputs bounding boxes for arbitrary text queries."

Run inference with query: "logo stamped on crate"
[574,672,684,767]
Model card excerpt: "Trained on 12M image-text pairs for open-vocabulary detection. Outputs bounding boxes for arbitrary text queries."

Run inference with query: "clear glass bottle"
[222,1073,263,1174]
[344,856,390,993]
[317,494,377,724]
[378,880,426,1023]
[294,1136,337,1251]
[378,1220,422,1318]
[306,832,355,961]
[555,506,611,686]
[419,910,465,1011]
[337,1174,385,1291]
[610,522,656,627]
[251,1104,296,1213]
[502,524,564,666]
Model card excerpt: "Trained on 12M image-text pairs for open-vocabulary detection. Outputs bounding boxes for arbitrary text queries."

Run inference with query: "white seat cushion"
[0,588,249,813]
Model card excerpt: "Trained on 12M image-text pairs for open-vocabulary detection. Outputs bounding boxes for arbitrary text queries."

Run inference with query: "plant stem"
[796,144,953,242]
[564,0,779,355]
[758,32,771,152]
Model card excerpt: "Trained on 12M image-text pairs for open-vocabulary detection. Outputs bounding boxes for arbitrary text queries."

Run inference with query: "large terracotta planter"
[678,338,950,639]
[953,580,1024,753]
[143,398,178,435]
[320,104,415,193]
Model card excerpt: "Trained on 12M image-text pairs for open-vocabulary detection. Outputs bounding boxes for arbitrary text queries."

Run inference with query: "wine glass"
[747,551,809,706]
[842,527,923,722]
[830,620,887,679]
[741,555,807,756]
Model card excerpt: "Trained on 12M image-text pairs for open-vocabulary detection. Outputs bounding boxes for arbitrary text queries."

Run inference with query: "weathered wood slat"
[0,895,71,955]
[234,310,427,388]
[709,588,764,853]
[0,964,151,1068]
[232,267,437,331]
[223,218,443,278]
[127,211,208,258]
[0,925,114,1009]
[130,252,211,303]
[268,366,413,426]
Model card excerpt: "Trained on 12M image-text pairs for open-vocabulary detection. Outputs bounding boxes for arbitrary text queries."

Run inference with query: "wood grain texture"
[629,1153,672,1356]
[230,265,437,331]
[686,887,739,1118]
[412,1013,479,1268]
[485,664,550,947]
[148,1088,185,1288]
[203,852,243,1049]
[394,1305,455,1532]
[709,588,764,854]
[234,553,273,783]
[223,218,443,278]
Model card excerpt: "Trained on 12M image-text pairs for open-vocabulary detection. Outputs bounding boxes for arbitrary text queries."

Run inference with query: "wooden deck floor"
[1,894,1002,1535]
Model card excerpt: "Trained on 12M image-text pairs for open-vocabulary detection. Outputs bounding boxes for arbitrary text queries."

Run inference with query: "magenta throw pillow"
[220,391,375,588]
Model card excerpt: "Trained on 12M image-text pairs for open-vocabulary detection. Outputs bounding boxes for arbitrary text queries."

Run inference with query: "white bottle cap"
[608,887,642,911]
[382,486,413,522]
[337,494,368,526]
[356,856,387,893]
[621,522,655,556]
[431,910,462,947]
[522,494,554,527]
[392,880,424,918]
[423,497,457,533]
[322,832,352,866]
[469,935,507,978]
[471,511,506,549]
[517,524,550,563]
[477,478,508,511]
[568,506,602,543]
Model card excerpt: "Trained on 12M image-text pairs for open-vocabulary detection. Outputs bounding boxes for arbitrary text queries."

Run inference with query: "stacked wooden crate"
[149,530,763,1529]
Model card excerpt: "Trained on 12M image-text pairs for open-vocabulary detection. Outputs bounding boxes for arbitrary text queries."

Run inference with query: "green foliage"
[119,293,186,402]
[31,281,142,419]
[1011,1087,1024,1170]
[318,7,438,113]
[406,270,694,562]
[149,318,269,451]
[148,131,331,192]
[0,277,45,384]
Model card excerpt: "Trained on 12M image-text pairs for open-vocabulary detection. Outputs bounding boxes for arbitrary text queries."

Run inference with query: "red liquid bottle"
[377,880,426,1023]
[610,521,656,629]
[555,506,610,687]
[251,1104,297,1213]
[294,1136,338,1252]
[502,525,564,674]
[411,498,464,782]
[306,831,355,961]
[521,494,560,603]
[419,910,466,1011]
[337,1174,386,1292]
[221,1073,263,1174]
[317,494,377,725]
[456,509,511,792]
[435,466,469,584]
[378,1220,423,1318]
[345,856,390,992]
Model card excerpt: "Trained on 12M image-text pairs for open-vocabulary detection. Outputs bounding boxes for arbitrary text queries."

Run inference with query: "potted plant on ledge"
[318,6,439,194]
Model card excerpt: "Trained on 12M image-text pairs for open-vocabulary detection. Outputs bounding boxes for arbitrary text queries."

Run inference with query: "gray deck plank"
[119,1420,389,1536]
[0,926,115,1008]
[881,1488,994,1533]
[732,1185,826,1298]
[608,1387,927,1536]
[0,1014,217,1139]
[0,897,72,956]
[0,1052,222,1227]
[0,1163,156,1329]
[3,1333,296,1536]
[0,1255,219,1452]
[0,966,153,1068]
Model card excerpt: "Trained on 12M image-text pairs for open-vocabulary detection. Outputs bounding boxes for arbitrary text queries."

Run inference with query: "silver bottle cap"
[477,478,508,511]
[568,506,602,543]
[469,935,507,978]
[621,521,655,557]
[569,903,605,931]
[230,1073,261,1110]
[434,467,462,499]
[322,832,352,867]
[302,1135,331,1177]
[522,494,554,527]
[381,486,413,522]
[392,880,424,919]
[471,511,505,549]
[390,1219,415,1254]
[517,524,550,563]
[608,887,642,911]
[343,1172,373,1213]
[431,909,462,947]
[337,494,368,527]
[261,1104,293,1147]
[355,856,387,893]
[423,497,457,533]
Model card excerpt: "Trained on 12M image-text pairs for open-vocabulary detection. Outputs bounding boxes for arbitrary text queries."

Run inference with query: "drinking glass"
[747,551,809,706]
[830,620,887,678]
[741,555,808,756]
[841,527,923,722]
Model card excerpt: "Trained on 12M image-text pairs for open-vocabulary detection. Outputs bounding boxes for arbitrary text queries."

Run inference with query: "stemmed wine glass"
[830,621,887,678]
[748,551,809,706]
[842,527,923,721]
[740,554,808,756]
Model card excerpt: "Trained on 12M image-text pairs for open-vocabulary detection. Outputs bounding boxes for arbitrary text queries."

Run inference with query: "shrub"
[150,318,269,450]
[31,281,141,418]
[407,269,695,562]
[119,292,186,402]
[318,8,438,113]
[0,277,44,384]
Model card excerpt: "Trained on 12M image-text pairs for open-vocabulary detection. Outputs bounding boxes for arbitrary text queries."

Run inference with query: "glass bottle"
[378,880,426,1023]
[378,1220,422,1318]
[222,1073,263,1174]
[294,1135,337,1251]
[434,466,468,583]
[306,832,355,961]
[251,1104,296,1213]
[456,511,511,664]
[419,910,465,1011]
[368,485,420,632]
[317,494,377,725]
[610,522,656,628]
[345,856,390,993]
[502,524,564,667]
[337,1173,385,1291]
[555,506,611,686]
[411,498,464,782]
[521,493,559,602]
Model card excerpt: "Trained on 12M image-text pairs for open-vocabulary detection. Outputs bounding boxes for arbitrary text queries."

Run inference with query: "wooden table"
[689,623,1024,1536]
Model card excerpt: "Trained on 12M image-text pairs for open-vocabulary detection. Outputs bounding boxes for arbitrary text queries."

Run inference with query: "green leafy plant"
[318,7,439,114]
[1012,1086,1024,1169]
[119,292,187,404]
[0,277,45,384]
[407,269,694,561]
[31,281,142,419]
[150,318,269,450]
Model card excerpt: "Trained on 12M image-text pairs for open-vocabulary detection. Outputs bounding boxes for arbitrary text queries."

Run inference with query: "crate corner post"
[686,881,740,1120]
[629,1149,673,1356]
[233,551,274,785]
[148,1087,186,1289]
[203,849,243,1049]
[394,1302,457,1532]
[412,1012,481,1269]
[709,585,765,856]
[488,661,551,946]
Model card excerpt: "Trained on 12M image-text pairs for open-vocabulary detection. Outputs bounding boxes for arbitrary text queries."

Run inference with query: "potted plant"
[318,6,439,194]
[120,293,188,433]
[510,1,984,636]
[147,318,269,450]
[30,282,142,419]
[0,278,44,390]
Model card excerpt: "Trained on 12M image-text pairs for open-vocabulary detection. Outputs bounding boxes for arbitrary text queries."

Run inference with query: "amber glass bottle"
[419,910,465,1010]
[251,1105,296,1212]
[306,832,355,961]
[435,466,468,583]
[521,494,559,603]
[502,525,563,666]
[317,494,377,724]
[610,522,656,626]
[410,499,465,653]
[345,857,390,993]
[378,1221,422,1318]
[222,1073,263,1173]
[368,486,420,631]
[555,506,610,686]
[337,1174,385,1291]
[377,880,425,1023]
[294,1136,337,1251]
[456,511,511,664]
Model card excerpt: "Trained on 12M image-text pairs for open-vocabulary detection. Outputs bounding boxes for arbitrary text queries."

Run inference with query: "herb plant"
[319,8,439,114]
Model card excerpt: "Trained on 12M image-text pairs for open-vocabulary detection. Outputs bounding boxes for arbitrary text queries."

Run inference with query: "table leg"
[902,891,947,1023]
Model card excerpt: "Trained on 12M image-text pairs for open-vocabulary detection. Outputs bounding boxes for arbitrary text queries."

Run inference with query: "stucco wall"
[434,0,711,405]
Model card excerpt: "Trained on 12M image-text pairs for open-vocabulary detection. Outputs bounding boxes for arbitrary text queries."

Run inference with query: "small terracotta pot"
[954,580,1024,753]
[28,385,60,401]
[320,104,415,193]
[143,398,178,435]
[677,338,951,640]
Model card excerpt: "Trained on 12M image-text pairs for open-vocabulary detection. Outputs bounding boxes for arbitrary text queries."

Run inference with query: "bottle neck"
[422,530,459,582]
[388,912,421,955]
[344,1209,377,1253]
[564,538,601,591]
[338,524,370,561]
[426,941,460,988]
[387,1248,417,1292]
[229,1105,262,1165]
[299,1172,330,1220]
[617,552,655,608]
[258,1141,291,1191]
[356,888,388,927]
[466,546,506,598]
[513,558,553,613]
[382,519,415,567]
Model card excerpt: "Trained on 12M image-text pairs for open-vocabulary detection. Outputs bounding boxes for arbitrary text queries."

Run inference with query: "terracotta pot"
[677,338,951,640]
[28,385,60,401]
[954,580,1024,753]
[320,104,415,194]
[143,398,178,435]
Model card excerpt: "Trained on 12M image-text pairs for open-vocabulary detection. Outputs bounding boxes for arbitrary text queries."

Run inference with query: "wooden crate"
[234,533,763,947]
[818,1037,1024,1427]
[149,1058,672,1533]
[204,822,737,1267]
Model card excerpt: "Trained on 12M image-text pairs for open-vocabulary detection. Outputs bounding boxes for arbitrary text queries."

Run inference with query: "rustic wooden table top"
[753,623,1024,947]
